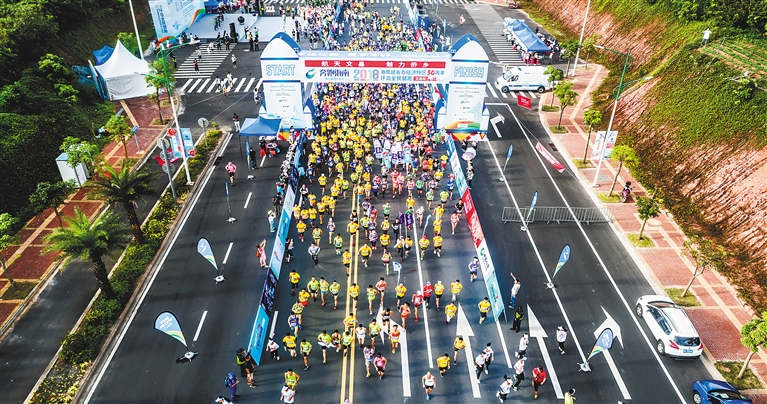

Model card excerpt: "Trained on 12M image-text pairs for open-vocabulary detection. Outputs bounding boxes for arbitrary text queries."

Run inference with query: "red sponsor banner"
[517,94,531,109]
[304,60,447,69]
[535,141,566,173]
[462,190,484,248]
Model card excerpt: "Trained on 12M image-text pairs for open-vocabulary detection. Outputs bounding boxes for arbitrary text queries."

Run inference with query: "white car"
[635,295,703,359]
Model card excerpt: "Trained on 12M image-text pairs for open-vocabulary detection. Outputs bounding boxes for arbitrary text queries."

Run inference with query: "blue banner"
[552,244,571,279]
[196,237,218,272]
[525,191,538,223]
[503,144,513,171]
[249,306,270,365]
[588,328,614,360]
[154,311,188,348]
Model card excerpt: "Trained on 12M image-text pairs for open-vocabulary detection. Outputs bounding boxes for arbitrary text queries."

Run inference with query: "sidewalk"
[0,96,173,403]
[539,64,767,403]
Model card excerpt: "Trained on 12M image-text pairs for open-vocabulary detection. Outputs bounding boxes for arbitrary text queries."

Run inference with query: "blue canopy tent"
[93,45,114,65]
[504,18,550,54]
[237,116,283,158]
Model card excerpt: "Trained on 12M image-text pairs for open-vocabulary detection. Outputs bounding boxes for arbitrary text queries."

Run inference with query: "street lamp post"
[128,0,144,61]
[155,45,194,185]
[591,45,631,187]
[570,0,592,77]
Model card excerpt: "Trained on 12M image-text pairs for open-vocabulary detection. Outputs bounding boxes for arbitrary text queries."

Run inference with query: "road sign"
[131,125,139,133]
[198,117,209,128]
[156,138,170,150]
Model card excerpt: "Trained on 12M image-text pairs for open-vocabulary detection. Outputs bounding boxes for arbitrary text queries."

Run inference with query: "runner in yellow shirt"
[436,353,451,377]
[283,332,297,357]
[395,283,407,307]
[478,297,492,324]
[433,233,443,257]
[343,312,357,333]
[289,269,301,296]
[359,243,372,267]
[348,283,360,309]
[296,220,307,243]
[418,235,430,259]
[342,249,352,276]
[453,336,466,364]
[450,280,463,302]
[434,281,446,311]
[445,301,457,324]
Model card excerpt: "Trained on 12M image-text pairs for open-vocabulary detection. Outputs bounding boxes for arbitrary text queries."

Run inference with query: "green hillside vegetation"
[526,0,767,311]
[0,0,154,227]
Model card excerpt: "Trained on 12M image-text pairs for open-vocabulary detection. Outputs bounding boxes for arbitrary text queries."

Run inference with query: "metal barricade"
[501,206,613,225]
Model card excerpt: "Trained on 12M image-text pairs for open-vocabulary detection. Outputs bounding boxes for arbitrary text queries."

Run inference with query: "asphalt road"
[80,3,713,404]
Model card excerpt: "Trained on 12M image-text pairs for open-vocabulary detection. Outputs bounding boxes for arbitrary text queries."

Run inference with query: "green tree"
[146,92,164,124]
[608,145,639,196]
[582,33,600,69]
[146,58,177,103]
[118,32,140,57]
[43,207,130,300]
[553,82,579,128]
[0,213,19,288]
[681,234,728,296]
[29,180,75,227]
[636,194,662,240]
[560,38,581,79]
[544,65,565,107]
[104,114,132,160]
[582,108,603,164]
[91,162,156,244]
[739,312,767,378]
[60,136,100,185]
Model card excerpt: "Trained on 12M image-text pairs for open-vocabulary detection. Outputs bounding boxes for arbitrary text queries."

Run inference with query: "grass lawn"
[597,192,621,203]
[715,361,763,390]
[542,105,559,112]
[628,233,655,247]
[550,126,568,134]
[665,288,699,306]
[1,282,37,300]
[572,159,593,169]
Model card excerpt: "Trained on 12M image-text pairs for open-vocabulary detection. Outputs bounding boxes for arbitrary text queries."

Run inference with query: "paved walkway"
[540,64,767,402]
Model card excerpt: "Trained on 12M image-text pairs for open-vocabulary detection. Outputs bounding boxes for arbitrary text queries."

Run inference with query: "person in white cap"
[556,326,568,354]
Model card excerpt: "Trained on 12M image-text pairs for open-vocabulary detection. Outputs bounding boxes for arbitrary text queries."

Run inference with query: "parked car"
[635,295,703,359]
[692,379,752,403]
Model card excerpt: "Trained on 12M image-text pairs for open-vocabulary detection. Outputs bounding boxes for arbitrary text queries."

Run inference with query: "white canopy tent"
[95,40,153,100]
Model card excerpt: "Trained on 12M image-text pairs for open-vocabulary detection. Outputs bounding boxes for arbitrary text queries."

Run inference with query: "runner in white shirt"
[280,385,296,403]
[482,343,495,375]
[356,324,367,346]
[517,333,529,358]
[497,377,513,402]
[422,371,437,400]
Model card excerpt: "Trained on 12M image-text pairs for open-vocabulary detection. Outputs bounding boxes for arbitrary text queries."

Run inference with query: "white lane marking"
[410,221,434,368]
[179,79,193,93]
[83,131,232,404]
[235,78,246,92]
[456,305,481,398]
[223,242,234,264]
[260,155,266,167]
[196,78,210,93]
[528,306,563,399]
[528,91,537,99]
[244,192,252,209]
[255,78,263,90]
[604,351,631,399]
[193,311,208,342]
[206,79,218,93]
[486,83,498,98]
[186,79,201,93]
[243,78,256,93]
[270,310,279,338]
[494,320,512,369]
[497,104,682,402]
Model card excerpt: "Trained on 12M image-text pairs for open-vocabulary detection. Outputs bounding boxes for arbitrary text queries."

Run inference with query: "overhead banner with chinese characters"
[300,51,451,83]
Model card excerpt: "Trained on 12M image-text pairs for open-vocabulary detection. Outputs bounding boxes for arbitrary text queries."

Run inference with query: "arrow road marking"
[528,306,563,399]
[594,307,630,400]
[456,304,481,398]
[490,114,505,138]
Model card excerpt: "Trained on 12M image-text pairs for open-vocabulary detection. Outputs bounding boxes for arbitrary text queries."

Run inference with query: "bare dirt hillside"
[528,0,767,310]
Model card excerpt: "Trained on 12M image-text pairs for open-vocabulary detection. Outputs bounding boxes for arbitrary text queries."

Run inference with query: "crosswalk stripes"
[175,44,238,79]
[463,6,524,67]
[179,77,263,95]
[484,82,537,100]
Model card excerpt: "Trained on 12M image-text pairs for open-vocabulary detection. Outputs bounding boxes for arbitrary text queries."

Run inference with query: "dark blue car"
[692,380,752,404]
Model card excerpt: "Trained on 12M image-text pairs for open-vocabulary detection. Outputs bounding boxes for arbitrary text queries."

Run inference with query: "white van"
[494,66,560,94]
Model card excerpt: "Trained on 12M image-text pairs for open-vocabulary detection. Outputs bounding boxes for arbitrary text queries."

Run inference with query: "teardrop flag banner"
[197,237,218,272]
[503,144,513,171]
[154,311,188,348]
[524,191,538,224]
[587,328,614,360]
[552,244,571,279]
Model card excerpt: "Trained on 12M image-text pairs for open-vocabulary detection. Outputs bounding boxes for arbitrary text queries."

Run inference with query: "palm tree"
[43,207,130,300]
[91,162,156,244]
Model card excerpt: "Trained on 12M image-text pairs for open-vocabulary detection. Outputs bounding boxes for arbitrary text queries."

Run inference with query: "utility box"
[56,153,88,188]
